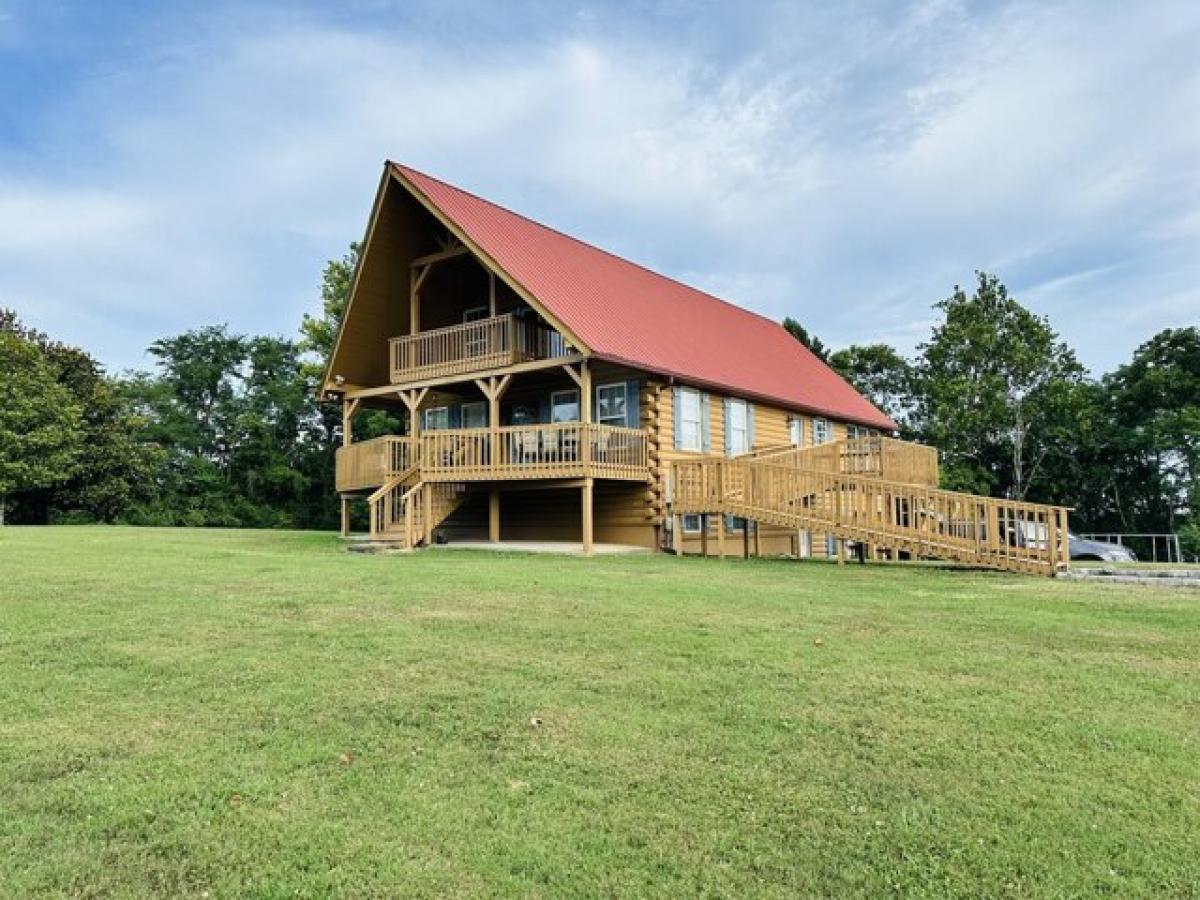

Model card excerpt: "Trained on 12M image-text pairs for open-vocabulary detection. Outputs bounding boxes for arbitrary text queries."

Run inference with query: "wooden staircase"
[367,473,469,549]
[671,440,1070,577]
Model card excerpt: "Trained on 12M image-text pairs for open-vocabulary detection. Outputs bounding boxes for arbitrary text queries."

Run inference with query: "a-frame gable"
[387,165,590,358]
[322,164,593,397]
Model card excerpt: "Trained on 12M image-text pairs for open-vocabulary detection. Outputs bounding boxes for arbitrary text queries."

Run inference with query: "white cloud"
[2,0,1197,376]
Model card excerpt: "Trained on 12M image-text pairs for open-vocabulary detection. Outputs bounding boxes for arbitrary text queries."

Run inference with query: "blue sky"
[2,0,1197,375]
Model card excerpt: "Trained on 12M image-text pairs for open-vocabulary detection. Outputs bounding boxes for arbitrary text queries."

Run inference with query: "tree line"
[2,251,1197,557]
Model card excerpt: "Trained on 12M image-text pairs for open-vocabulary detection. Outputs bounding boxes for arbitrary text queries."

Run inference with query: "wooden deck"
[671,449,1070,576]
[389,314,574,384]
[336,424,650,493]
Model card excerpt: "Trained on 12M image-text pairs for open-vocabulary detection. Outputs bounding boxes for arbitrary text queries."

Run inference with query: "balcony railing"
[336,425,650,490]
[389,313,572,384]
[335,436,416,492]
[419,423,649,481]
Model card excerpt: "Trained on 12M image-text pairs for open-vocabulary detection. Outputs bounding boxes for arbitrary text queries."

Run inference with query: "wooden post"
[837,538,846,566]
[743,521,750,559]
[717,515,726,559]
[672,514,683,556]
[700,514,709,557]
[342,398,360,447]
[581,477,594,556]
[423,485,433,546]
[340,498,350,537]
[489,489,500,542]
[753,521,762,557]
[580,360,592,467]
[488,270,496,317]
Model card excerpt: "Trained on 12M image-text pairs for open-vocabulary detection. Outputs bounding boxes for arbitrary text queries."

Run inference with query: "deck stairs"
[367,466,469,548]
[671,438,1070,577]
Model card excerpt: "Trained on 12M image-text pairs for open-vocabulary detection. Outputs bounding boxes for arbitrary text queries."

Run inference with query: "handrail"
[762,436,939,487]
[671,457,1069,575]
[420,422,649,480]
[336,436,417,492]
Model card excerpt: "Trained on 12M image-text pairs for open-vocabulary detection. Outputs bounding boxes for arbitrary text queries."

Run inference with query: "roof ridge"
[388,161,799,337]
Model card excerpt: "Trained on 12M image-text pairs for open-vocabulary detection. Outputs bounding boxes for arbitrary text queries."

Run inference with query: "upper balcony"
[389,313,573,385]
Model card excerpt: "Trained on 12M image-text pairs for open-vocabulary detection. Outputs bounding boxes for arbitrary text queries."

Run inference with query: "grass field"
[2,527,1198,898]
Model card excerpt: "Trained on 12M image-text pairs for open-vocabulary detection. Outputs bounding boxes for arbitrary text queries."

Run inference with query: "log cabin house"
[322,162,1071,576]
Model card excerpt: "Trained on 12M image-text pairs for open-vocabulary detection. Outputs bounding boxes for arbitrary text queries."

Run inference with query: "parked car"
[1069,533,1137,562]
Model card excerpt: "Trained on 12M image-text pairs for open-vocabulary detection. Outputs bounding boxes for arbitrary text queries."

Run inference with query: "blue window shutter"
[672,386,682,449]
[723,398,732,457]
[701,393,712,452]
[747,403,756,451]
[625,380,639,428]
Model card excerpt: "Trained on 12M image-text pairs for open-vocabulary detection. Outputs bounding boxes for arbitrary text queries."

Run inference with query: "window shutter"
[723,398,732,457]
[448,405,462,429]
[672,386,682,449]
[626,380,639,428]
[701,393,712,452]
[747,403,756,450]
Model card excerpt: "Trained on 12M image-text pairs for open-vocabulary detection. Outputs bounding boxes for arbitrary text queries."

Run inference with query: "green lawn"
[2,527,1198,898]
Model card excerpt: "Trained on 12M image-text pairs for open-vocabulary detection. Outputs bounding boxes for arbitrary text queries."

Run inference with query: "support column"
[340,498,350,537]
[582,477,594,556]
[672,514,683,556]
[743,521,750,559]
[700,514,709,557]
[489,489,500,542]
[837,538,847,566]
[717,515,726,559]
[342,398,360,447]
[753,521,762,557]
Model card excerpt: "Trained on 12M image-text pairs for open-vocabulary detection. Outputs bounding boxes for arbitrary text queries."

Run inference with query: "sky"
[1,0,1197,377]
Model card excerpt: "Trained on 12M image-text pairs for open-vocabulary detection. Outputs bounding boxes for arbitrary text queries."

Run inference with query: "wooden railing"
[754,436,939,487]
[420,423,649,481]
[367,479,468,546]
[389,313,572,384]
[335,436,417,492]
[671,457,1069,576]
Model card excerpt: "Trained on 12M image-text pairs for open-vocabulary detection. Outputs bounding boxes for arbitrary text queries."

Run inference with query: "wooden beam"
[562,363,583,389]
[346,353,587,399]
[581,477,594,556]
[489,489,500,541]
[717,515,726,559]
[342,398,361,447]
[411,244,469,268]
[488,270,496,316]
[340,498,350,537]
[700,514,709,557]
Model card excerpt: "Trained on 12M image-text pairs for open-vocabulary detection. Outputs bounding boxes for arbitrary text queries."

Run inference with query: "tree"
[915,272,1088,499]
[1102,327,1200,541]
[0,332,82,525]
[782,317,830,362]
[828,343,916,429]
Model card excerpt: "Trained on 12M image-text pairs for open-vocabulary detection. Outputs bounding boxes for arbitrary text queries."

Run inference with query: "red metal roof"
[392,163,897,431]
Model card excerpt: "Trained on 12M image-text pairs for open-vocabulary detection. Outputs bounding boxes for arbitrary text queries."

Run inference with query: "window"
[423,406,449,431]
[551,389,579,423]
[461,401,487,429]
[462,306,489,323]
[724,514,747,533]
[682,514,702,533]
[813,417,833,444]
[789,417,804,447]
[677,387,702,451]
[596,383,628,427]
[727,399,750,456]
